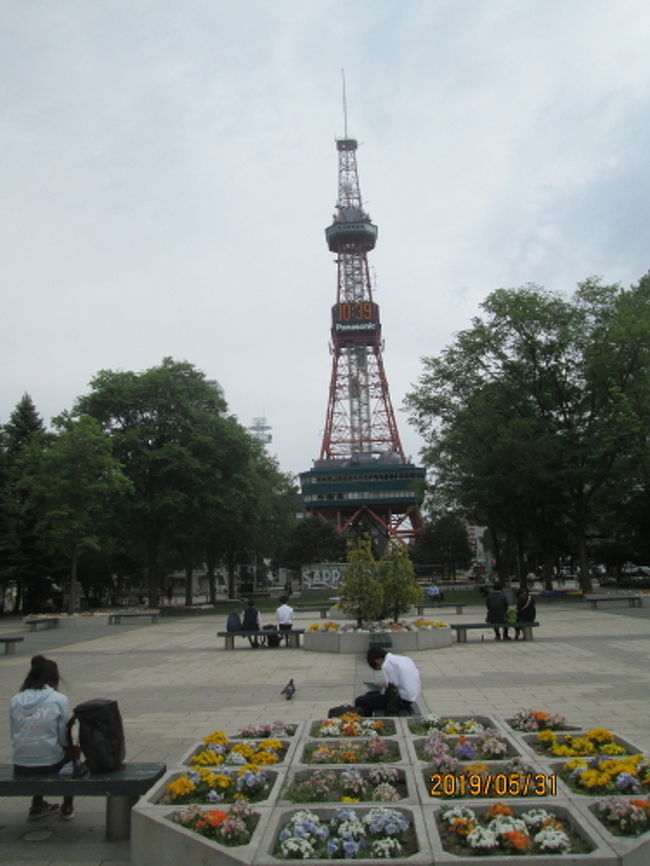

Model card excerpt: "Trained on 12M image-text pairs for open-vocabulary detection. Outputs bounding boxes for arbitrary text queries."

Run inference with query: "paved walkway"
[1,599,649,864]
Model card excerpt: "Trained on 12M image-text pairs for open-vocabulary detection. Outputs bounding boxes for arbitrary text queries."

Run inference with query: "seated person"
[354,646,421,717]
[276,595,294,646]
[241,598,262,648]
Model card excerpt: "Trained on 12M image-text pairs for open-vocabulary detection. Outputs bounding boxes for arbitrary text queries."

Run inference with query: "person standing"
[276,595,294,646]
[354,646,421,717]
[486,580,510,640]
[10,655,75,820]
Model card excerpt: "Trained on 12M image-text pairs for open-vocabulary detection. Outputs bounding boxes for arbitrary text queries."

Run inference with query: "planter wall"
[303,628,452,654]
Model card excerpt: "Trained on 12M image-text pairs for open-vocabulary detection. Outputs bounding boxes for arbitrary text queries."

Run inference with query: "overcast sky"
[2,1,648,477]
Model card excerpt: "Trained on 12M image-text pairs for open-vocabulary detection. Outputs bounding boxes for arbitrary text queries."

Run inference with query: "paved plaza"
[1,599,649,865]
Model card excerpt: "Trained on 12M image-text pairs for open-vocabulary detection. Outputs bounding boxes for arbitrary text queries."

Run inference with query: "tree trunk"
[577,531,592,593]
[67,548,78,615]
[184,563,193,606]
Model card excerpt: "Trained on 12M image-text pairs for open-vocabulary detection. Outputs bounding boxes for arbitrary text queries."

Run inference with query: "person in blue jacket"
[10,655,75,820]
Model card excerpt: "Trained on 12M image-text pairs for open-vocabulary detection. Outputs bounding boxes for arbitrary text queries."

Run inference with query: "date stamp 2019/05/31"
[429,772,557,798]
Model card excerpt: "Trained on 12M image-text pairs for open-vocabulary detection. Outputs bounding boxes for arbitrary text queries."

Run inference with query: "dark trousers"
[354,690,412,718]
[14,759,73,809]
[278,622,292,645]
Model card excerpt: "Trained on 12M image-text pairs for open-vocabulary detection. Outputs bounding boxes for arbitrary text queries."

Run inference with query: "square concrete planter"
[308,717,399,738]
[406,715,500,737]
[181,737,297,768]
[412,759,564,803]
[302,628,453,653]
[278,765,419,806]
[141,765,286,808]
[573,797,650,866]
[131,803,276,866]
[407,731,523,765]
[255,804,433,865]
[426,799,619,865]
[300,737,404,765]
[517,730,645,764]
[549,759,650,801]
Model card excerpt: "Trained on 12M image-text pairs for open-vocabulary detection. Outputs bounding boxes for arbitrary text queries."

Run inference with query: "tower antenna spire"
[341,68,348,138]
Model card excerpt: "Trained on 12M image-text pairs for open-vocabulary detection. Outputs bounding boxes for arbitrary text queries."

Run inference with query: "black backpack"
[263,624,281,647]
[67,698,126,774]
[226,611,242,632]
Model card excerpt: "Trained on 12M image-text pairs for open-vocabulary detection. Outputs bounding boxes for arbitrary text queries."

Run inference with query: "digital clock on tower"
[332,301,380,335]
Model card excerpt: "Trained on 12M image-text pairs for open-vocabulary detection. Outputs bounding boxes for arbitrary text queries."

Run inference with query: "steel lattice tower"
[300,136,424,542]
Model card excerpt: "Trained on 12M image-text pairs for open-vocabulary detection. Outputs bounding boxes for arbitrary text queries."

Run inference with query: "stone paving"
[0,597,648,864]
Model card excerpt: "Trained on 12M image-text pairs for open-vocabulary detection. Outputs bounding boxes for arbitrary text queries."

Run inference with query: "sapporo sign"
[301,563,348,591]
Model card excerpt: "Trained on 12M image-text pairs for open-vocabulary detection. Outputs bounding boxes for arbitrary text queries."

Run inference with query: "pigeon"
[281,678,296,700]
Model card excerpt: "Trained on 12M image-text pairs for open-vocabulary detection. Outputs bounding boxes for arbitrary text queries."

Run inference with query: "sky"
[2,0,649,478]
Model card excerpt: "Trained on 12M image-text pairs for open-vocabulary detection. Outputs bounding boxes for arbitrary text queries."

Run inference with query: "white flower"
[466,825,499,850]
[370,837,402,858]
[441,805,476,825]
[534,826,571,853]
[279,836,316,858]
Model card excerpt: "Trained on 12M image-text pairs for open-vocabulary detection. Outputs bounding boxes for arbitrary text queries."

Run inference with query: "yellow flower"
[564,758,588,771]
[231,743,255,759]
[203,730,229,746]
[190,749,224,766]
[258,738,283,753]
[600,743,626,756]
[586,728,614,744]
[166,776,196,797]
[537,730,556,744]
[341,796,359,802]
[550,743,578,757]
[249,750,278,765]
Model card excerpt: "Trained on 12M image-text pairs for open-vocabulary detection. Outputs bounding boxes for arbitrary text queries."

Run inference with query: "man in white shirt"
[354,646,421,717]
[275,595,294,646]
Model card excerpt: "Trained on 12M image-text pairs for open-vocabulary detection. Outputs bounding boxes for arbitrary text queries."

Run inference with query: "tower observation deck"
[299,136,424,542]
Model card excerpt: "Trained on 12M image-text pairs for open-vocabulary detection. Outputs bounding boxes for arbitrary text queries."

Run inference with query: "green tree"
[15,414,132,613]
[406,276,650,591]
[377,540,423,622]
[280,516,347,573]
[411,512,473,579]
[338,535,383,626]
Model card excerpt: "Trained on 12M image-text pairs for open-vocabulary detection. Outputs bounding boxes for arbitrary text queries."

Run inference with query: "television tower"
[300,128,424,542]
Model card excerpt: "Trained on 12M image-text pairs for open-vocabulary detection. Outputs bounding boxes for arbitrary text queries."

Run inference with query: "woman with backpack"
[10,655,75,820]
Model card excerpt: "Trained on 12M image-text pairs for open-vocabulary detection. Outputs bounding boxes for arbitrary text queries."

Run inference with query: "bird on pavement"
[281,678,296,700]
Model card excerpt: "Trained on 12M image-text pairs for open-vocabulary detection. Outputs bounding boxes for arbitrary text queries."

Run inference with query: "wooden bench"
[108,611,160,625]
[217,628,305,650]
[24,616,61,631]
[0,636,24,655]
[585,594,643,609]
[451,621,540,643]
[294,604,330,618]
[415,602,465,615]
[0,762,166,840]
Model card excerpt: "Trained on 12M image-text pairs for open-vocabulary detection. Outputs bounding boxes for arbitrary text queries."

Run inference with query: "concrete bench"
[25,616,60,631]
[451,621,540,643]
[108,611,160,625]
[0,636,24,655]
[217,628,305,650]
[0,762,166,840]
[294,605,330,618]
[585,594,643,609]
[415,602,465,615]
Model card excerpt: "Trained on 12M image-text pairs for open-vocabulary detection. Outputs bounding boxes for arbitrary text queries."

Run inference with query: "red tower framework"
[300,136,424,541]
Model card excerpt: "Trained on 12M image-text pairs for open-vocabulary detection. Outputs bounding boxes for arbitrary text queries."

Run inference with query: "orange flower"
[503,830,530,851]
[340,750,358,763]
[532,711,549,721]
[451,817,475,836]
[203,809,228,827]
[486,802,513,818]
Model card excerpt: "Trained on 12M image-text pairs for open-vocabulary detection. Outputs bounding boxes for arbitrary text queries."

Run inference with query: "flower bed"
[506,707,576,732]
[407,714,496,736]
[271,806,419,860]
[157,766,278,805]
[524,728,636,759]
[172,799,259,845]
[435,801,596,857]
[280,766,411,804]
[303,621,452,653]
[591,796,650,836]
[236,721,299,738]
[302,738,401,764]
[310,714,395,738]
[183,731,290,768]
[556,754,650,796]
[413,728,519,763]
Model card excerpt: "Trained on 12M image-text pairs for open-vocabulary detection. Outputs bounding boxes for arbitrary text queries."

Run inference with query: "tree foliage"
[406,275,650,589]
[338,536,383,626]
[377,540,423,622]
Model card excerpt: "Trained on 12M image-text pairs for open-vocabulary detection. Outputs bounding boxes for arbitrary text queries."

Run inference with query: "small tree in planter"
[339,535,383,626]
[378,540,424,622]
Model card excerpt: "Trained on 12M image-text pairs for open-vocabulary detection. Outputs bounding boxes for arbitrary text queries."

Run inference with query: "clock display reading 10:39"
[332,302,380,330]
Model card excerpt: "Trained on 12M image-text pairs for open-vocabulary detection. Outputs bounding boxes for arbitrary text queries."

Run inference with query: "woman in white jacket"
[10,654,74,820]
